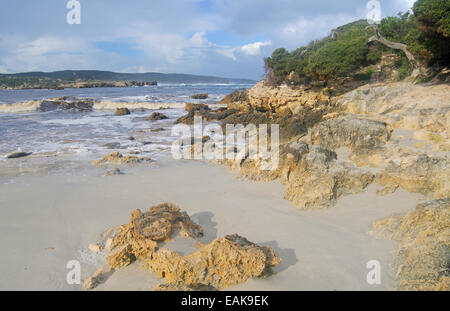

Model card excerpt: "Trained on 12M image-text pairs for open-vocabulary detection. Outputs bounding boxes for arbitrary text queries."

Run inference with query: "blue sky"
[0,0,415,79]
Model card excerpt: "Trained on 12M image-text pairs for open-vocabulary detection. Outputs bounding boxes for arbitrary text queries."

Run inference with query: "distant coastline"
[0,80,158,90]
[0,70,256,90]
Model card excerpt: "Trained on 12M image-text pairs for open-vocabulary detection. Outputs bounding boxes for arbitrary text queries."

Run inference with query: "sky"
[0,0,416,79]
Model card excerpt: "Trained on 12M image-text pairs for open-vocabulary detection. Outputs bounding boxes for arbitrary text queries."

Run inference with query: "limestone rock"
[92,152,152,166]
[105,244,135,269]
[226,81,331,115]
[336,82,450,152]
[114,108,130,116]
[84,203,281,291]
[284,146,374,209]
[220,89,248,105]
[185,103,210,113]
[220,143,375,210]
[5,150,32,159]
[82,267,106,290]
[310,116,392,153]
[376,153,450,199]
[39,97,94,112]
[104,203,204,269]
[145,112,168,121]
[146,234,281,290]
[155,283,216,291]
[369,199,450,291]
[190,94,209,100]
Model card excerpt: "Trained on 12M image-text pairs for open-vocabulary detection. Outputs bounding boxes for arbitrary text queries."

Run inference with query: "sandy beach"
[0,159,422,291]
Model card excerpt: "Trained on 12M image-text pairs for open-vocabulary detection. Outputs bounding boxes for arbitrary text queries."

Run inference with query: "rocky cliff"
[213,80,449,207]
[176,78,449,290]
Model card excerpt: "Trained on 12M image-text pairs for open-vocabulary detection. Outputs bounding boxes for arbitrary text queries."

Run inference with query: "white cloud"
[241,41,272,56]
[219,41,272,61]
[0,36,98,72]
[277,14,357,50]
[0,0,419,79]
[218,48,238,61]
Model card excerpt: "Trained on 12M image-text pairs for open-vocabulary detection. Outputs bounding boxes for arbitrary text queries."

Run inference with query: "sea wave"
[93,101,187,110]
[0,99,227,114]
[0,100,42,113]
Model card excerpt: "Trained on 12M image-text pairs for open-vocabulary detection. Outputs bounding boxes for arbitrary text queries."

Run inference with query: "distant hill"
[0,70,255,85]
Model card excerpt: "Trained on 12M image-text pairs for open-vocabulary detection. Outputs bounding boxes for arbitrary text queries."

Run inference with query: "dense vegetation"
[265,0,449,84]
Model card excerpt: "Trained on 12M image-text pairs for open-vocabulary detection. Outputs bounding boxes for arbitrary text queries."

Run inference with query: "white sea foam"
[93,101,186,110]
[0,100,42,113]
[0,98,227,114]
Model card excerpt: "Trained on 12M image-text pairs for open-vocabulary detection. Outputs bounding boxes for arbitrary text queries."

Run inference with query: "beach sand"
[0,159,422,290]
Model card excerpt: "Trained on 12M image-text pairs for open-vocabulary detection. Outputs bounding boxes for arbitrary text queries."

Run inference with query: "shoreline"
[0,159,422,290]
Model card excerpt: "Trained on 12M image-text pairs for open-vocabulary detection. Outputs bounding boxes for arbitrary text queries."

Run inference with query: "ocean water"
[0,83,253,174]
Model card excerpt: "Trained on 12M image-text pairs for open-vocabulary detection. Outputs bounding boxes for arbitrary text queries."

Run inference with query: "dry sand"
[0,159,422,290]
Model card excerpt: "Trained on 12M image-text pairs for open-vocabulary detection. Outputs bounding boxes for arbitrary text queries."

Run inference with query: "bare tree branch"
[366,25,420,69]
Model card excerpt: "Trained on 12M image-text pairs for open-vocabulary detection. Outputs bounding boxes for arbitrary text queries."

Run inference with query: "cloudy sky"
[0,0,415,79]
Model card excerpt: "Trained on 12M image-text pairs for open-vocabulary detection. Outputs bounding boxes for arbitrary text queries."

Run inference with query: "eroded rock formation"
[203,81,449,210]
[190,93,209,100]
[92,152,152,166]
[166,77,449,290]
[145,234,281,290]
[145,112,168,121]
[369,199,449,291]
[114,108,131,116]
[84,203,281,291]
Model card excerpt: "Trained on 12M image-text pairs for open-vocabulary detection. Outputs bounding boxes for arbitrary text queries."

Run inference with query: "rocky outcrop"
[39,97,94,112]
[82,268,106,290]
[225,81,331,116]
[175,103,211,125]
[208,80,449,210]
[146,234,281,290]
[114,108,130,116]
[310,116,392,154]
[369,199,449,291]
[190,94,209,100]
[376,154,450,199]
[145,112,168,121]
[84,203,281,291]
[283,146,375,209]
[336,82,450,152]
[5,150,32,159]
[220,89,249,105]
[92,152,152,166]
[209,79,449,290]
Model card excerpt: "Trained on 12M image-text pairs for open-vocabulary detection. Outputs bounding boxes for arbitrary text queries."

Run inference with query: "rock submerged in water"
[5,150,32,159]
[83,202,281,291]
[145,112,168,121]
[114,108,130,116]
[39,97,94,112]
[190,93,209,100]
[175,103,211,125]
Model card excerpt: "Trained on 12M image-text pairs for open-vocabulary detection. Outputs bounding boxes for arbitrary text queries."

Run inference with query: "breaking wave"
[0,100,193,113]
[0,100,42,113]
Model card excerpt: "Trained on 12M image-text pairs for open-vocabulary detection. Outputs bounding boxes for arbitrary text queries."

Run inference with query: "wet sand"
[0,159,422,290]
